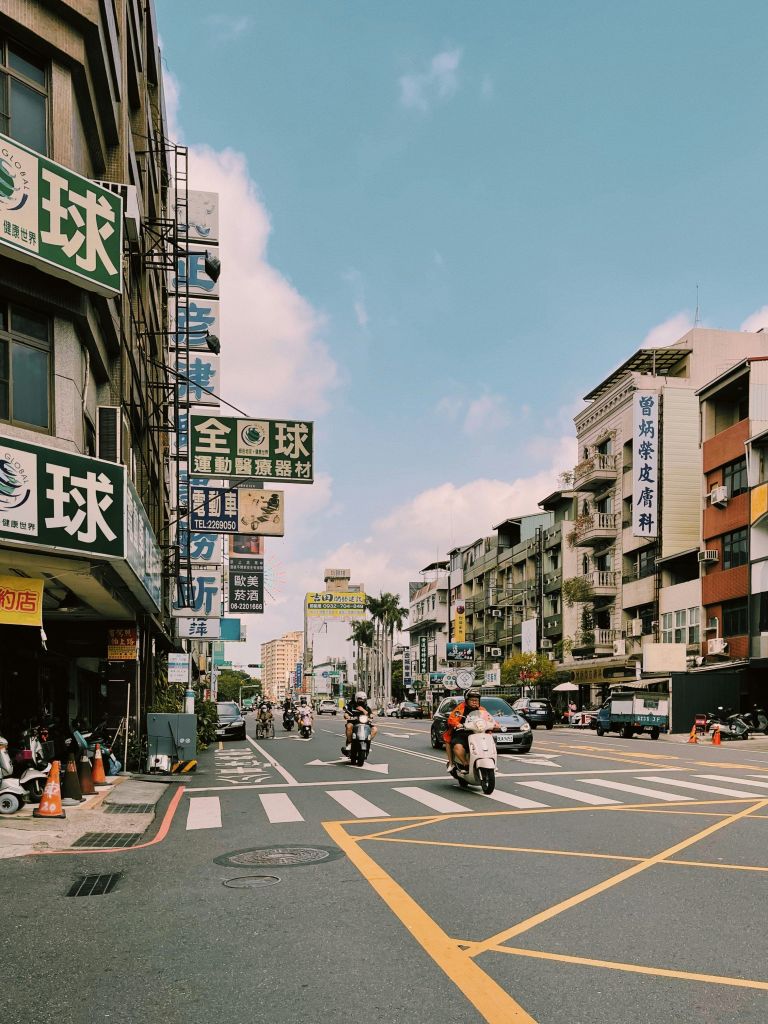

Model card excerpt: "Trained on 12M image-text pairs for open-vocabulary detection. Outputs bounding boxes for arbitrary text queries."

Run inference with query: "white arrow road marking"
[305,757,389,774]
[306,758,347,767]
[383,732,417,738]
[357,761,389,775]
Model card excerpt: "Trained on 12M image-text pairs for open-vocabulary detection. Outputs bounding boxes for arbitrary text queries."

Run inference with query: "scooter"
[0,736,26,815]
[450,710,498,794]
[282,708,295,732]
[742,706,768,735]
[13,725,52,803]
[706,708,749,740]
[343,712,372,766]
[299,719,312,739]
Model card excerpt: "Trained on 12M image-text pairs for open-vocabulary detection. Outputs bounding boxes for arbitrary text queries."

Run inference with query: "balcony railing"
[572,512,619,548]
[573,627,622,652]
[582,570,618,595]
[573,453,618,491]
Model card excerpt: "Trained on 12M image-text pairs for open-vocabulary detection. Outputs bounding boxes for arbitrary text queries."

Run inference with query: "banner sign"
[305,591,366,619]
[229,556,264,613]
[179,528,223,564]
[632,391,659,538]
[171,569,224,618]
[190,486,284,535]
[107,625,139,660]
[0,132,123,296]
[402,647,412,685]
[454,603,466,643]
[168,653,191,684]
[169,297,220,350]
[0,574,43,626]
[176,617,222,639]
[177,353,220,407]
[419,635,429,673]
[446,641,475,663]
[190,415,313,483]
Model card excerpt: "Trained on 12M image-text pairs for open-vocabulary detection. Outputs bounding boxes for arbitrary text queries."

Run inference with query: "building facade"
[261,630,303,702]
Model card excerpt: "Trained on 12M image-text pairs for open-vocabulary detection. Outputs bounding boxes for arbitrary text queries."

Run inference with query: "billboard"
[446,642,475,663]
[190,486,284,535]
[229,557,264,614]
[190,415,313,483]
[633,391,659,538]
[304,591,367,619]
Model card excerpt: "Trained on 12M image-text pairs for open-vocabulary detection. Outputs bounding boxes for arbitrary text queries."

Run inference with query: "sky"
[155,0,768,666]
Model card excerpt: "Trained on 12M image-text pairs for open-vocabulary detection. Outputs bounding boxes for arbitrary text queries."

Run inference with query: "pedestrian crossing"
[183,771,768,830]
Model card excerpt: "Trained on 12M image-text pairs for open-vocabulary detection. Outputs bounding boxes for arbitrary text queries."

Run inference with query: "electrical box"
[146,713,196,767]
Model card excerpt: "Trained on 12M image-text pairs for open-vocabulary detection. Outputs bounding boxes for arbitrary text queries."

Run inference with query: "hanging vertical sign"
[633,391,659,538]
[402,647,412,685]
[419,635,429,673]
[454,603,466,642]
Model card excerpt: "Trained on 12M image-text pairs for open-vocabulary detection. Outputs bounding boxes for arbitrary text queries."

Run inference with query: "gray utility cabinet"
[147,713,197,760]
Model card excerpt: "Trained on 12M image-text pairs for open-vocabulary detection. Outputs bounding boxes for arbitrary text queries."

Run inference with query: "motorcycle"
[0,736,26,814]
[299,719,312,739]
[13,723,53,803]
[742,706,768,735]
[344,712,372,766]
[450,710,498,795]
[706,707,749,740]
[282,708,295,732]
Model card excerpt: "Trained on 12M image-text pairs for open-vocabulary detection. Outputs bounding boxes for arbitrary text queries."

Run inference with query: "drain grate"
[71,832,143,849]
[215,845,342,868]
[67,873,122,897]
[223,874,281,889]
[104,803,155,815]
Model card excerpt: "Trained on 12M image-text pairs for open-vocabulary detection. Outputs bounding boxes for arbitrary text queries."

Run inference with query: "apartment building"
[406,563,449,685]
[261,630,303,702]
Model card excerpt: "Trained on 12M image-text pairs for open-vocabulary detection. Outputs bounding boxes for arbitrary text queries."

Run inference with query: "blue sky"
[156,0,768,661]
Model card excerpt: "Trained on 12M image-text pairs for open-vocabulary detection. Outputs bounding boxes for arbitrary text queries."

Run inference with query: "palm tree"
[348,619,374,695]
[378,592,408,707]
[365,594,386,707]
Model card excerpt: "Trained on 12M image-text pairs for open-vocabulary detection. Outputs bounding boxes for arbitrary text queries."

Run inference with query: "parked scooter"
[343,712,372,766]
[706,707,749,740]
[450,710,498,794]
[13,723,52,803]
[282,707,296,732]
[741,706,768,735]
[0,735,26,814]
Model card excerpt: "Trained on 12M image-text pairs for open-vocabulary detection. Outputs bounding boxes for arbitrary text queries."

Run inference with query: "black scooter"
[282,708,295,732]
[741,706,768,735]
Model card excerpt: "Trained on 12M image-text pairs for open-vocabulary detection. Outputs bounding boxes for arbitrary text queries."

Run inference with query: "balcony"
[572,627,622,655]
[574,453,618,492]
[543,613,562,636]
[622,572,655,609]
[583,570,618,598]
[570,512,619,548]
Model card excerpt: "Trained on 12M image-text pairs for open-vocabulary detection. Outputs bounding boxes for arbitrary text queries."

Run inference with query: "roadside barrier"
[91,743,111,787]
[687,724,697,744]
[61,753,84,805]
[77,752,96,795]
[33,761,65,819]
[712,725,722,746]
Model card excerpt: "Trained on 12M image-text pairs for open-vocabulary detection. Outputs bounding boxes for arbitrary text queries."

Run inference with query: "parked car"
[430,696,533,754]
[317,699,338,716]
[215,701,246,740]
[383,703,400,717]
[512,697,555,730]
[397,701,424,719]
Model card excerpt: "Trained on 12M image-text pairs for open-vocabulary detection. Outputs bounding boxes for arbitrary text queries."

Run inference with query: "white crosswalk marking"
[259,793,303,823]
[578,779,693,802]
[515,780,621,805]
[393,787,470,813]
[697,775,768,790]
[485,789,546,809]
[639,776,765,798]
[326,790,389,818]
[186,796,222,830]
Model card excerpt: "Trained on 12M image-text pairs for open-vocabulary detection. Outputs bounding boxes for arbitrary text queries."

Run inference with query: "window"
[661,612,673,644]
[688,606,700,645]
[0,38,48,154]
[723,599,748,637]
[0,300,51,430]
[724,458,748,498]
[722,528,748,569]
[674,609,686,644]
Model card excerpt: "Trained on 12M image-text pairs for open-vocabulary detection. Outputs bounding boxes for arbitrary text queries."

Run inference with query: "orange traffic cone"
[712,725,722,746]
[32,761,66,819]
[91,743,111,786]
[77,752,96,795]
[61,753,84,805]
[688,724,698,744]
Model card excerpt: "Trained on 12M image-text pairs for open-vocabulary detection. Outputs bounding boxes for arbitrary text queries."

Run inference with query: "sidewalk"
[0,775,169,860]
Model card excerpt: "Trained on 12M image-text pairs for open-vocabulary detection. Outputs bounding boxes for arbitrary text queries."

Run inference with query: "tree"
[217,669,260,703]
[501,652,558,691]
[379,592,408,706]
[348,619,374,694]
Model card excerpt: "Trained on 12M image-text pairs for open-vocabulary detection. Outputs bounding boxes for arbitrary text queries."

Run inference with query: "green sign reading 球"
[189,415,314,483]
[0,131,123,296]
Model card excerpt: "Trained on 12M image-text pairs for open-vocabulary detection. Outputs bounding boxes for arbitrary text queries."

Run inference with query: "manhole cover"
[214,845,342,868]
[223,875,280,889]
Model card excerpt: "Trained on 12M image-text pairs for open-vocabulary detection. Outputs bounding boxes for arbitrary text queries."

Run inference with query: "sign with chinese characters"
[170,244,220,299]
[402,647,412,685]
[0,132,123,296]
[454,603,466,642]
[107,626,139,661]
[179,528,223,564]
[176,617,222,639]
[171,568,224,618]
[446,641,475,663]
[633,391,659,538]
[168,653,192,684]
[124,482,162,610]
[304,591,366,619]
[228,557,264,614]
[0,574,43,626]
[0,435,124,558]
[177,353,220,407]
[419,635,429,673]
[189,486,284,536]
[169,297,221,350]
[190,415,313,483]
[179,190,219,244]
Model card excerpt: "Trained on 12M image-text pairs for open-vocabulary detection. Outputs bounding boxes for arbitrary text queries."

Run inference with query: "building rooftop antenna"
[694,284,701,327]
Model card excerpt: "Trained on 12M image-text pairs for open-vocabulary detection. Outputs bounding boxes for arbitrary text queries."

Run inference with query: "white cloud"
[640,311,693,348]
[463,394,510,435]
[740,306,768,333]
[399,48,462,112]
[204,15,253,42]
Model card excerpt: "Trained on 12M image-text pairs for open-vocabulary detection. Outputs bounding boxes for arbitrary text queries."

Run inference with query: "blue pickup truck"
[596,691,669,740]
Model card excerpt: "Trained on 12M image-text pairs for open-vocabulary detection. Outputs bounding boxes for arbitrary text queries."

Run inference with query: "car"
[397,701,424,719]
[383,703,400,717]
[430,696,533,754]
[215,701,246,740]
[316,699,338,716]
[512,697,556,730]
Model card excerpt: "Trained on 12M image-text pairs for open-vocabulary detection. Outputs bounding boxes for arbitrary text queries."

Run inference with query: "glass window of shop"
[0,301,52,431]
[0,37,48,154]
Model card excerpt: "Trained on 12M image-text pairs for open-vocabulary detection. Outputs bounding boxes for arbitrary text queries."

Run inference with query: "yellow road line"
[323,820,537,1024]
[667,857,768,873]
[468,797,768,956]
[469,943,768,993]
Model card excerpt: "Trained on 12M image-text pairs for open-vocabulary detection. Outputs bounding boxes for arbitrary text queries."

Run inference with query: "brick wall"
[702,564,748,606]
[703,419,750,474]
[703,492,749,543]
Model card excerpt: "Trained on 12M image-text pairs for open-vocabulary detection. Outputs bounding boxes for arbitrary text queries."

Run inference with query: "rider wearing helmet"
[342,691,378,755]
[443,688,498,772]
[297,695,313,733]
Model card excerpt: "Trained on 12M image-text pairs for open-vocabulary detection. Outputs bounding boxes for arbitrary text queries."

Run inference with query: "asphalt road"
[4,716,768,1024]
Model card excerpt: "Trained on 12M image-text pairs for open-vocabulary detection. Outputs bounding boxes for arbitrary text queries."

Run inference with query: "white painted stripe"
[246,736,299,785]
[394,787,470,813]
[325,790,389,818]
[578,779,693,802]
[639,776,765,798]
[485,789,546,810]
[515,780,620,805]
[698,774,768,790]
[186,796,222,831]
[259,793,303,823]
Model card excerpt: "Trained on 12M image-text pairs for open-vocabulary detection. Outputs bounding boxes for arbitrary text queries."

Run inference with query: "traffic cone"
[32,761,66,819]
[91,743,111,787]
[688,724,698,744]
[61,753,84,805]
[712,725,722,746]
[77,752,96,795]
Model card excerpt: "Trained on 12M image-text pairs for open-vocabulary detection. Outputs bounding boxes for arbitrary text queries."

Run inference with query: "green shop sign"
[0,132,123,296]
[189,415,313,483]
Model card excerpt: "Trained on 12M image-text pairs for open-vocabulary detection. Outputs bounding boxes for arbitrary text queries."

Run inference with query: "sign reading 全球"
[632,391,659,538]
[0,131,123,296]
[189,415,313,483]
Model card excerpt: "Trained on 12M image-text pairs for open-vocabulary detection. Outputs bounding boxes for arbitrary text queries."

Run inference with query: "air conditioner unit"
[709,485,728,508]
[539,638,553,650]
[97,405,128,462]
[490,609,502,618]
[489,647,502,657]
[698,550,719,563]
[629,619,643,637]
[93,181,140,242]
[707,638,728,655]
[613,639,626,657]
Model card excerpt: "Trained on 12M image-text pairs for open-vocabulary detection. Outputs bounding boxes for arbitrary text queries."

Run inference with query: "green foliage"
[217,668,260,703]
[501,652,558,688]
[195,698,218,748]
[562,576,594,607]
[148,659,222,751]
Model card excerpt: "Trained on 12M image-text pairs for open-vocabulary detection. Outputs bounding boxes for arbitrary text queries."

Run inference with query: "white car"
[317,699,338,716]
[383,704,400,717]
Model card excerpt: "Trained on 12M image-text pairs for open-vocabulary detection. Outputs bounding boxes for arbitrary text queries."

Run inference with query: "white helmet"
[355,691,367,702]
